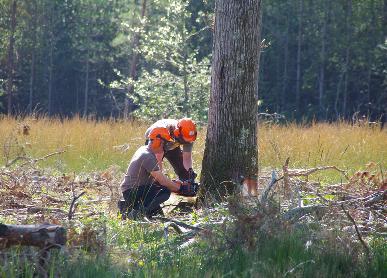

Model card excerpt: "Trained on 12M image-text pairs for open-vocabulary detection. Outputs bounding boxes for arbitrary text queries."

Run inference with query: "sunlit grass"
[1,116,386,277]
[259,122,386,183]
[0,117,385,179]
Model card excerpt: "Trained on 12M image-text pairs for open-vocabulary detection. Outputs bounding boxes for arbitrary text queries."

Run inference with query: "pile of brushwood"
[0,151,386,276]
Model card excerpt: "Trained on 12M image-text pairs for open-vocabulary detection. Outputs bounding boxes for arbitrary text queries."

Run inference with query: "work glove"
[188,168,197,182]
[174,180,197,197]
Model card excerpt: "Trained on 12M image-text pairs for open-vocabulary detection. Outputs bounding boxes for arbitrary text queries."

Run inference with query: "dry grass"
[259,122,386,180]
[0,117,385,177]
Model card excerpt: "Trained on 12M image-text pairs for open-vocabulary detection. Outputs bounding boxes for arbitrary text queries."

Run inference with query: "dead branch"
[5,156,29,167]
[283,260,316,277]
[288,165,348,179]
[282,205,328,223]
[259,170,280,205]
[364,190,387,207]
[283,157,290,195]
[163,222,184,239]
[0,223,66,248]
[68,191,86,220]
[153,216,203,231]
[341,204,372,263]
[26,206,66,214]
[178,237,198,249]
[20,149,67,167]
[5,149,67,168]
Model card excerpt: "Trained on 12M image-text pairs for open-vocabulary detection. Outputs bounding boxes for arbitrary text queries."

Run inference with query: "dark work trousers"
[164,147,190,180]
[122,184,171,217]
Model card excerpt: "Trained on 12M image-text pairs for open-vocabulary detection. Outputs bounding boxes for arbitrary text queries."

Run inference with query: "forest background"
[1,0,386,122]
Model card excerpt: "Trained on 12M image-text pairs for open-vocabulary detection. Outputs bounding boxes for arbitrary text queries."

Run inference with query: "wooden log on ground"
[0,223,66,249]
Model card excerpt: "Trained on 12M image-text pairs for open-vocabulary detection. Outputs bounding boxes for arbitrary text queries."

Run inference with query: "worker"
[119,127,197,219]
[144,118,198,181]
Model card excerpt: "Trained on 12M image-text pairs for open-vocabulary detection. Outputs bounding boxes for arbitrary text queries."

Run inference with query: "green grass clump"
[1,215,386,278]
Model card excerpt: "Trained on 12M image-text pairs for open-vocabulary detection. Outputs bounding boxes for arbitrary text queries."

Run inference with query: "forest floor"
[0,117,386,277]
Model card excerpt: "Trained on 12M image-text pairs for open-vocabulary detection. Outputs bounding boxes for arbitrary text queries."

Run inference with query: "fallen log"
[0,223,66,249]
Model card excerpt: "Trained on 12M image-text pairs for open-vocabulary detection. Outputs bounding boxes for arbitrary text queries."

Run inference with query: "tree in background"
[0,0,385,121]
[111,0,211,122]
[200,0,262,200]
[5,0,17,115]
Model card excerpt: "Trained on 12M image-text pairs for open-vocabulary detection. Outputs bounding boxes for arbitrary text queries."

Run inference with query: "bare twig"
[364,190,387,207]
[163,222,184,239]
[288,165,348,179]
[5,149,67,168]
[341,204,372,263]
[259,170,280,205]
[282,205,328,223]
[283,260,316,277]
[5,156,29,167]
[283,157,290,191]
[68,191,86,220]
[153,216,203,231]
[20,149,67,167]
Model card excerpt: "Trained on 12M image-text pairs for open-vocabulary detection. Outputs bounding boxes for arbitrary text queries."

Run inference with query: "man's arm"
[151,170,180,192]
[182,151,193,170]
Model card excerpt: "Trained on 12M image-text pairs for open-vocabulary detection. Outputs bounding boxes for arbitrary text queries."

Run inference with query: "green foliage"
[132,59,210,122]
[111,0,210,122]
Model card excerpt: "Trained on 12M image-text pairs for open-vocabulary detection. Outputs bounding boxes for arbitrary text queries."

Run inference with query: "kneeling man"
[119,127,196,219]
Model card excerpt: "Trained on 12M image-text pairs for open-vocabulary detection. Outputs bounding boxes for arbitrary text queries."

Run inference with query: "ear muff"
[150,138,162,150]
[173,128,180,139]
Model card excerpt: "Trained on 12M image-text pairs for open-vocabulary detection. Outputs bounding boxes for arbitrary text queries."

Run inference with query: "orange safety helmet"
[148,127,174,150]
[174,118,197,143]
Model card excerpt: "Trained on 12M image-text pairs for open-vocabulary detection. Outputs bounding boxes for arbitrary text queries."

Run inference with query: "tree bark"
[0,223,66,248]
[295,0,303,116]
[48,36,54,116]
[384,0,387,38]
[83,48,90,118]
[28,0,37,115]
[124,0,147,119]
[6,0,17,116]
[200,0,262,200]
[281,9,289,113]
[318,0,328,119]
[342,0,352,118]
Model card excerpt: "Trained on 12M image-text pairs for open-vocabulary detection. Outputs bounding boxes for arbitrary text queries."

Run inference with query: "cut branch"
[288,166,348,179]
[6,149,67,168]
[153,216,203,231]
[0,223,66,248]
[282,205,328,223]
[68,191,86,220]
[259,170,280,205]
[341,204,371,263]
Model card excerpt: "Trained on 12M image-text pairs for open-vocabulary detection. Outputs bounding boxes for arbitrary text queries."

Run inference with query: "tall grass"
[0,117,385,175]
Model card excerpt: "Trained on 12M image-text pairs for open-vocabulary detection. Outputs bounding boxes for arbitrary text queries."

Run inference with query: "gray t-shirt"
[144,119,193,152]
[120,145,160,192]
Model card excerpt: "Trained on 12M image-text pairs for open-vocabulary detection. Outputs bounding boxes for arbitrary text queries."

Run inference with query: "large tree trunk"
[6,0,17,116]
[0,223,66,248]
[200,0,262,201]
[124,0,147,119]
